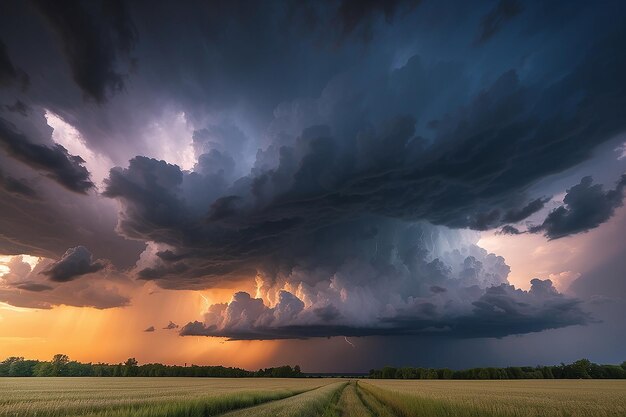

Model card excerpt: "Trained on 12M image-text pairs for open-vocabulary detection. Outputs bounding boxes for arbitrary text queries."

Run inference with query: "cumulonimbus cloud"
[102,28,626,339]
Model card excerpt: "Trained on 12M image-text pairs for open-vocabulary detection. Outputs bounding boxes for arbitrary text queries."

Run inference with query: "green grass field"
[0,378,624,417]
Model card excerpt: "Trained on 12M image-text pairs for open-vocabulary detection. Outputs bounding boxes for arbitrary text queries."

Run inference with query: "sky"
[0,0,625,372]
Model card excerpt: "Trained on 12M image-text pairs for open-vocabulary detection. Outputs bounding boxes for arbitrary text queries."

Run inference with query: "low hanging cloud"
[180,278,587,340]
[41,246,106,282]
[0,119,94,193]
[530,175,626,239]
[177,221,587,340]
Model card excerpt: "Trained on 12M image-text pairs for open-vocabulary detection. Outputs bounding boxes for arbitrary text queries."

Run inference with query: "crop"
[361,379,626,417]
[0,377,327,417]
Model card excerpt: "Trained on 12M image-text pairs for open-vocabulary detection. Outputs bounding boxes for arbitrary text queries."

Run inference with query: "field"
[0,378,625,417]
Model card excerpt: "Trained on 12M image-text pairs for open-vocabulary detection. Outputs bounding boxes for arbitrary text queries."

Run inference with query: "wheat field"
[0,378,625,417]
[0,377,330,417]
[361,379,626,417]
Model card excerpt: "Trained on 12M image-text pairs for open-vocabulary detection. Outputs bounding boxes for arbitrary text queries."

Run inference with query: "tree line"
[369,359,626,379]
[0,354,302,378]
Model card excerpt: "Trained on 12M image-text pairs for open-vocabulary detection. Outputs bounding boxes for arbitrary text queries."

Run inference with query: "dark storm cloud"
[31,0,136,102]
[476,0,523,44]
[0,119,94,193]
[104,26,626,287]
[530,175,626,239]
[41,246,106,282]
[91,3,626,340]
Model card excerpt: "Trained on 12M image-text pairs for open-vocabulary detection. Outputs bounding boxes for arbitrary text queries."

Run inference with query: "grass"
[1,377,625,417]
[361,379,626,417]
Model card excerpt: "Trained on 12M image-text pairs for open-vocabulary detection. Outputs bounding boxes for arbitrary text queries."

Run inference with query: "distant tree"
[506,367,524,379]
[33,362,53,377]
[0,357,23,376]
[380,366,397,379]
[602,365,626,379]
[541,367,555,379]
[0,357,38,377]
[477,368,490,380]
[438,368,454,379]
[51,354,70,376]
[570,359,592,379]
[124,358,139,377]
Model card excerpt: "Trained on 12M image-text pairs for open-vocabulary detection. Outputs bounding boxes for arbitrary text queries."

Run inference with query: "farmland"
[0,377,625,417]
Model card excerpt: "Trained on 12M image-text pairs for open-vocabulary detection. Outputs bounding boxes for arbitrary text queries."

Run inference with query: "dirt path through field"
[335,381,398,417]
[337,381,372,417]
[219,381,346,417]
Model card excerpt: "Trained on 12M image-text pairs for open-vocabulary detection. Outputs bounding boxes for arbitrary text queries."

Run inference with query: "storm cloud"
[530,176,626,239]
[101,8,626,339]
[41,246,106,282]
[0,0,624,345]
[0,119,94,193]
[104,28,626,288]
